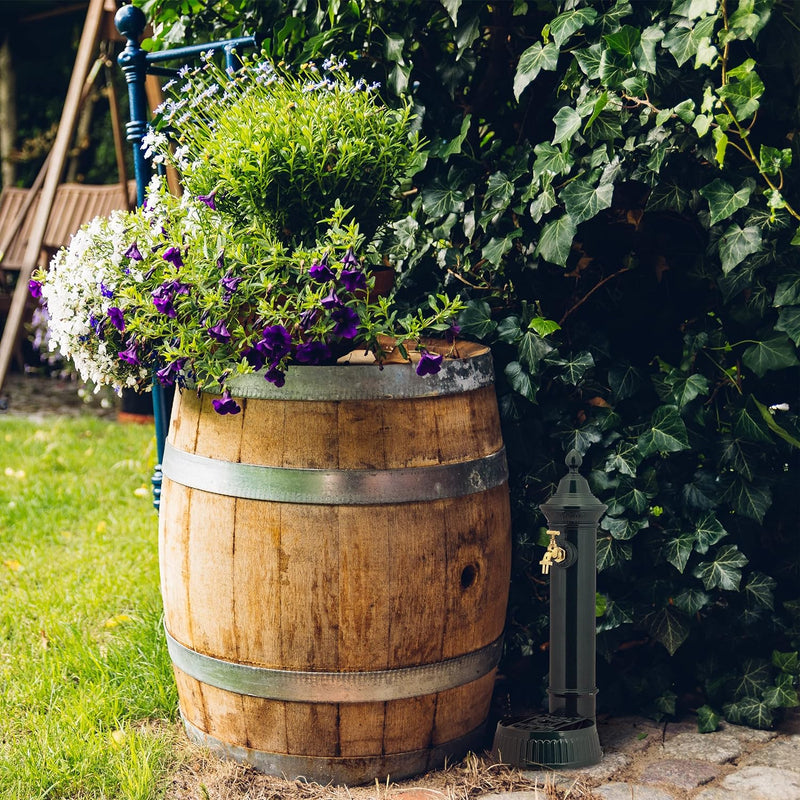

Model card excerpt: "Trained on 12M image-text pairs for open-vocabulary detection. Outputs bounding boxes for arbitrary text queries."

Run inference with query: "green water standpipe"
[493,450,607,770]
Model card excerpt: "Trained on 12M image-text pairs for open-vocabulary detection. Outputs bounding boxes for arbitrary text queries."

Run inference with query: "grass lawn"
[0,415,178,800]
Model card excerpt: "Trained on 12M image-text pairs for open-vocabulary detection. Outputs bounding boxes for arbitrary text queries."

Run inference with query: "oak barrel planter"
[158,341,512,785]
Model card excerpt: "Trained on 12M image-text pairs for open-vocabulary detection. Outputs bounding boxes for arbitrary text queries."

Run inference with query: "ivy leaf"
[605,441,641,477]
[537,214,577,266]
[696,705,721,733]
[422,182,465,218]
[763,677,799,710]
[599,48,630,88]
[637,405,690,457]
[608,361,643,401]
[603,25,641,58]
[742,335,800,378]
[549,7,598,47]
[483,232,520,266]
[718,223,762,274]
[600,515,646,540]
[552,106,583,145]
[693,544,748,591]
[597,536,632,572]
[615,479,650,515]
[694,513,727,554]
[647,180,691,213]
[504,361,537,402]
[759,144,792,176]
[532,142,574,178]
[773,270,800,306]
[745,571,777,610]
[440,0,461,25]
[574,43,602,79]
[663,530,696,573]
[548,350,595,384]
[662,22,697,67]
[673,587,710,614]
[775,306,800,345]
[671,373,711,407]
[723,697,774,729]
[733,659,772,699]
[564,423,604,455]
[560,177,614,225]
[732,402,773,445]
[495,315,521,344]
[699,179,753,225]
[772,651,800,675]
[528,317,561,336]
[634,25,665,74]
[646,607,690,655]
[721,475,772,522]
[530,184,558,222]
[458,300,496,339]
[433,113,472,160]
[753,398,800,450]
[717,70,765,120]
[518,332,553,371]
[514,42,560,99]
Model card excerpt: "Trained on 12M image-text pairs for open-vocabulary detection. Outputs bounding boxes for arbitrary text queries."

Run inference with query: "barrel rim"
[202,346,495,401]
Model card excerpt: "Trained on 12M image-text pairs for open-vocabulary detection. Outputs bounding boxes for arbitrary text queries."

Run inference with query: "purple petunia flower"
[107,307,125,332]
[339,268,366,293]
[197,192,217,210]
[207,320,231,342]
[320,288,342,309]
[309,256,334,283]
[28,279,42,299]
[118,340,140,366]
[416,349,444,376]
[244,345,266,371]
[152,286,177,318]
[445,323,461,344]
[295,340,331,364]
[124,241,143,261]
[264,365,286,387]
[162,246,184,267]
[258,324,292,362]
[331,305,359,339]
[220,270,243,301]
[298,308,320,330]
[155,357,187,387]
[341,247,359,268]
[212,389,241,415]
[89,313,104,339]
[216,251,225,270]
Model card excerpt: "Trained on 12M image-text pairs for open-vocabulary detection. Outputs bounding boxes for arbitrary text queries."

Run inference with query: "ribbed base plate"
[492,713,602,770]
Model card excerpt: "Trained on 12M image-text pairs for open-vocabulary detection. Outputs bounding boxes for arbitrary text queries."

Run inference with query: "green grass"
[0,415,179,800]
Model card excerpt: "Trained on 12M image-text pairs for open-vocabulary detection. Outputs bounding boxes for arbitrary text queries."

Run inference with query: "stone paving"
[482,710,800,800]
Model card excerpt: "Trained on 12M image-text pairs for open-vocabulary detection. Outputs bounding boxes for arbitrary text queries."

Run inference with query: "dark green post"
[493,450,606,770]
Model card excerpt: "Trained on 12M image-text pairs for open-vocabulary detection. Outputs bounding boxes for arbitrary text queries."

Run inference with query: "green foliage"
[137,0,800,727]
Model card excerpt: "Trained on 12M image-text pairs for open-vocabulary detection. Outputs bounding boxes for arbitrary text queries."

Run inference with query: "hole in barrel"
[460,563,478,590]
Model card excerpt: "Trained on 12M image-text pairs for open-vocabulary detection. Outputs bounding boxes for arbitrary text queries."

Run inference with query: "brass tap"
[539,529,566,575]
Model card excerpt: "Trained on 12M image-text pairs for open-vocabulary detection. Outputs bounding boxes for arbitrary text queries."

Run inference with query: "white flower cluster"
[42,211,151,393]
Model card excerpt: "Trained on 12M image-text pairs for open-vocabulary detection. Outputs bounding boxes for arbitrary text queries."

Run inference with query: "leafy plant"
[133,0,800,727]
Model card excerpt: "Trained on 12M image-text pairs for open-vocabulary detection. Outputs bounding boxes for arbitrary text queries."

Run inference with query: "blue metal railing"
[115,4,256,510]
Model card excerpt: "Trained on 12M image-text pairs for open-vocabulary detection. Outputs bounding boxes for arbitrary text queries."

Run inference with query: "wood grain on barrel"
[159,350,512,780]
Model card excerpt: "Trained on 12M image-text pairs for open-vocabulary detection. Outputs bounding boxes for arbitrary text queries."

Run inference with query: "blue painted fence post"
[115,4,169,511]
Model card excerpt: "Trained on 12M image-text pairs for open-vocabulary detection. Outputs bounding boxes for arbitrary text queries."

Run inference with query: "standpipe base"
[492,712,602,770]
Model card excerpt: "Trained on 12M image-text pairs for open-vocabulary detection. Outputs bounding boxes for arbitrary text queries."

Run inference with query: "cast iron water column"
[493,449,606,769]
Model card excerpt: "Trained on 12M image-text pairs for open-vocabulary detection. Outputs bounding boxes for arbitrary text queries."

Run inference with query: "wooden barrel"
[158,341,512,785]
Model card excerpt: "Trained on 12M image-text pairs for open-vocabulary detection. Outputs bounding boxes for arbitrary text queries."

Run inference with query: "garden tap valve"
[539,530,566,575]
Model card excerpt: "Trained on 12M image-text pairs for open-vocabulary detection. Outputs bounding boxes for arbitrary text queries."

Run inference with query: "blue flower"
[107,307,125,332]
[331,306,359,339]
[197,192,217,210]
[339,268,366,293]
[212,389,241,415]
[162,246,184,267]
[309,256,334,283]
[118,340,140,366]
[208,320,231,342]
[124,241,143,261]
[220,270,243,301]
[416,349,443,376]
[100,282,114,299]
[295,340,331,364]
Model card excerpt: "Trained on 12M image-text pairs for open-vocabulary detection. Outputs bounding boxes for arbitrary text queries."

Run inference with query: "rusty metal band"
[181,715,488,784]
[166,630,503,703]
[219,350,495,401]
[162,441,508,504]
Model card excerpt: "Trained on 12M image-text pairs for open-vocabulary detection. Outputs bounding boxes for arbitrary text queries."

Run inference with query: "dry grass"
[161,731,597,800]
